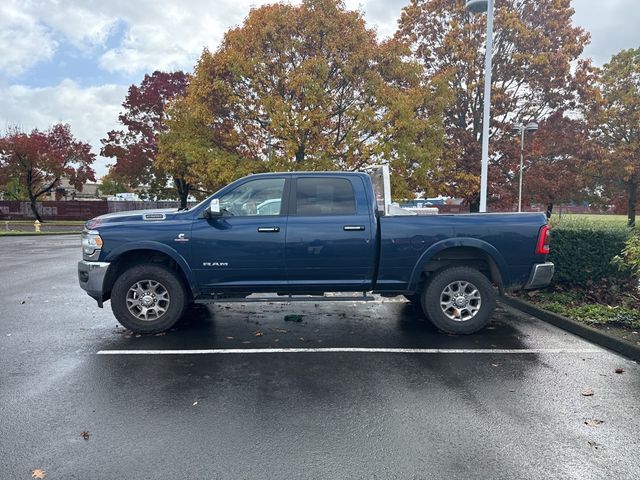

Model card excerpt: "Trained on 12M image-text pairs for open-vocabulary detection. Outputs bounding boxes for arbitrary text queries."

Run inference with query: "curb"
[500,296,640,362]
[0,231,81,236]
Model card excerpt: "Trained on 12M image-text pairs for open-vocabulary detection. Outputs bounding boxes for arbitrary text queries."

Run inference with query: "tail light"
[536,225,551,255]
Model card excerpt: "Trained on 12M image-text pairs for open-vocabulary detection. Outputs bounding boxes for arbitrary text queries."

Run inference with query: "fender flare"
[105,241,199,296]
[408,237,509,291]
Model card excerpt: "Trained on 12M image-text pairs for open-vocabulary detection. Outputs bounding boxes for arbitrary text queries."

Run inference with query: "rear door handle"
[343,225,365,231]
[257,227,280,233]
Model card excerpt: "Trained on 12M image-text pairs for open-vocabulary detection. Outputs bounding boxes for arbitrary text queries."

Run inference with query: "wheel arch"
[103,242,198,302]
[408,238,507,293]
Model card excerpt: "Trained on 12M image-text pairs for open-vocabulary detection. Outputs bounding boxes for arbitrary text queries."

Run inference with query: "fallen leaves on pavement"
[588,440,603,450]
[80,431,90,440]
[581,389,594,396]
[615,368,625,374]
[254,330,263,337]
[31,469,45,479]
[584,419,604,427]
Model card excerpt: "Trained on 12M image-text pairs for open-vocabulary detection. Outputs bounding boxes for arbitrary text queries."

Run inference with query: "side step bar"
[195,293,376,304]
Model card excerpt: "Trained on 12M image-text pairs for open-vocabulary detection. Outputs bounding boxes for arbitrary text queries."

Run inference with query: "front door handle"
[257,227,280,233]
[343,225,365,231]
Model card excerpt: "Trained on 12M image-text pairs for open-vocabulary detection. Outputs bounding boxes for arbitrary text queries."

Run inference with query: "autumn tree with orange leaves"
[186,0,449,199]
[396,0,590,210]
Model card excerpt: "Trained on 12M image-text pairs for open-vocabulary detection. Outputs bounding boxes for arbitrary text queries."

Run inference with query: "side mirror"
[208,198,222,217]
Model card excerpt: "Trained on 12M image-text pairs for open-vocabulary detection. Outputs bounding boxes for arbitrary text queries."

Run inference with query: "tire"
[421,266,495,335]
[111,264,188,334]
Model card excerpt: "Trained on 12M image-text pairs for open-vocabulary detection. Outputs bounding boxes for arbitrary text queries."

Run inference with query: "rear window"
[294,178,357,216]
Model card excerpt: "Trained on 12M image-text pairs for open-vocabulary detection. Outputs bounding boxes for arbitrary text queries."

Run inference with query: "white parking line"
[97,347,604,355]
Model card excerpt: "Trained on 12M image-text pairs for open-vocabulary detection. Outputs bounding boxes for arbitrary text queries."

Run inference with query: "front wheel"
[111,264,188,334]
[421,266,496,334]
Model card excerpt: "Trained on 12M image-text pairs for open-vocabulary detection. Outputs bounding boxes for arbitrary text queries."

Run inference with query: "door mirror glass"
[209,198,221,217]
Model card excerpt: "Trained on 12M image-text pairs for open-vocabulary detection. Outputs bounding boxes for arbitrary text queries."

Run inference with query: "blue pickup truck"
[78,172,553,334]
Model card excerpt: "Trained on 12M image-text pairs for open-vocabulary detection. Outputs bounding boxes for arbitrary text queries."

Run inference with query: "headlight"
[82,229,104,257]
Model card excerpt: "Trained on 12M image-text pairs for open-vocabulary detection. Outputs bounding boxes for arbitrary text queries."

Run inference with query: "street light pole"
[518,126,525,212]
[479,0,494,213]
[512,122,538,212]
[466,0,495,213]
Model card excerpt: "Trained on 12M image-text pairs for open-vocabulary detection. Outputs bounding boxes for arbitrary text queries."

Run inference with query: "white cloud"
[96,0,277,74]
[573,0,640,65]
[0,3,57,76]
[1,0,638,80]
[0,0,406,78]
[0,79,128,177]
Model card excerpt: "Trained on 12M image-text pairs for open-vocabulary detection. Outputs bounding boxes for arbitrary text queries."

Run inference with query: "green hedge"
[548,218,634,285]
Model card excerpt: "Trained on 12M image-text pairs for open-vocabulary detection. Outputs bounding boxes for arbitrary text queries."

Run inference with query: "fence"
[0,200,196,221]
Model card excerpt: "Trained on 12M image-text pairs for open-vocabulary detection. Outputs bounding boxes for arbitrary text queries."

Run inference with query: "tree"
[586,48,640,227]
[489,111,598,215]
[101,71,189,205]
[396,0,589,210]
[157,97,254,205]
[188,0,447,197]
[0,124,95,221]
[98,171,129,196]
[0,177,29,201]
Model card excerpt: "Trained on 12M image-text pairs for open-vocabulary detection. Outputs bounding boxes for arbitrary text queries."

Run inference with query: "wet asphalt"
[0,236,639,480]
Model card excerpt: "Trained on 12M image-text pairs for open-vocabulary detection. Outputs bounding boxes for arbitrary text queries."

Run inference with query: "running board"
[195,293,376,304]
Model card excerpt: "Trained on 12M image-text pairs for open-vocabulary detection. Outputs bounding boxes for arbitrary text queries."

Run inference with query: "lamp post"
[465,0,494,213]
[512,122,539,212]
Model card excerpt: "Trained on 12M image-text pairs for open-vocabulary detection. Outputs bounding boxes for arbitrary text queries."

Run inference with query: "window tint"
[219,178,285,216]
[295,178,356,216]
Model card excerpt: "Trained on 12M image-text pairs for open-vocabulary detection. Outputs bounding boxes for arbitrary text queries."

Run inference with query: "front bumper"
[524,262,554,289]
[78,260,110,307]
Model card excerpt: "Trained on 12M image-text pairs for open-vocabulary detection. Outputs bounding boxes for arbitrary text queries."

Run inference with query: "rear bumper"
[524,262,554,289]
[78,260,110,307]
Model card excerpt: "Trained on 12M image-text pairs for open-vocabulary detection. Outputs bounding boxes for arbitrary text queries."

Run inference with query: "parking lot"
[1,235,639,479]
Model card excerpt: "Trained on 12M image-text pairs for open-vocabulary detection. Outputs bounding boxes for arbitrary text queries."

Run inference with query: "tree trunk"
[174,178,190,210]
[546,203,553,219]
[28,194,43,222]
[628,175,637,228]
[295,143,305,163]
[469,198,480,213]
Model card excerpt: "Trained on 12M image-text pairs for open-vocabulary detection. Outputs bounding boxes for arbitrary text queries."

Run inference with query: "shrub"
[548,217,634,285]
[613,230,640,279]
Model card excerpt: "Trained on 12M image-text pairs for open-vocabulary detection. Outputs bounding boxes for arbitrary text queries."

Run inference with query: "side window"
[295,178,356,216]
[219,178,285,216]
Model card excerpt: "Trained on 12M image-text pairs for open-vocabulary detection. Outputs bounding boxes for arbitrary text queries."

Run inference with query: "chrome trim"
[525,262,555,289]
[143,213,166,221]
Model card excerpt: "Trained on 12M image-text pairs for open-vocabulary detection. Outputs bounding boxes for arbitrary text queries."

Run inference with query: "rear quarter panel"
[376,212,548,292]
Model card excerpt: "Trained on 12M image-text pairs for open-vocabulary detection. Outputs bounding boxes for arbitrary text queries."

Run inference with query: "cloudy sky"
[1,0,638,178]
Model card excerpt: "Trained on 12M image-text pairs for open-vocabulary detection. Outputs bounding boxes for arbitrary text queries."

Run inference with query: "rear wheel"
[421,266,495,334]
[111,264,187,334]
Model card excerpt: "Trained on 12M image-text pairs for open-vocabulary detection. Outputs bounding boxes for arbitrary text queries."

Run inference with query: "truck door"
[190,176,289,292]
[285,176,375,291]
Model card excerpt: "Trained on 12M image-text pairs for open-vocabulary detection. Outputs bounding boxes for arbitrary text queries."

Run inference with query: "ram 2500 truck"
[78,171,553,335]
